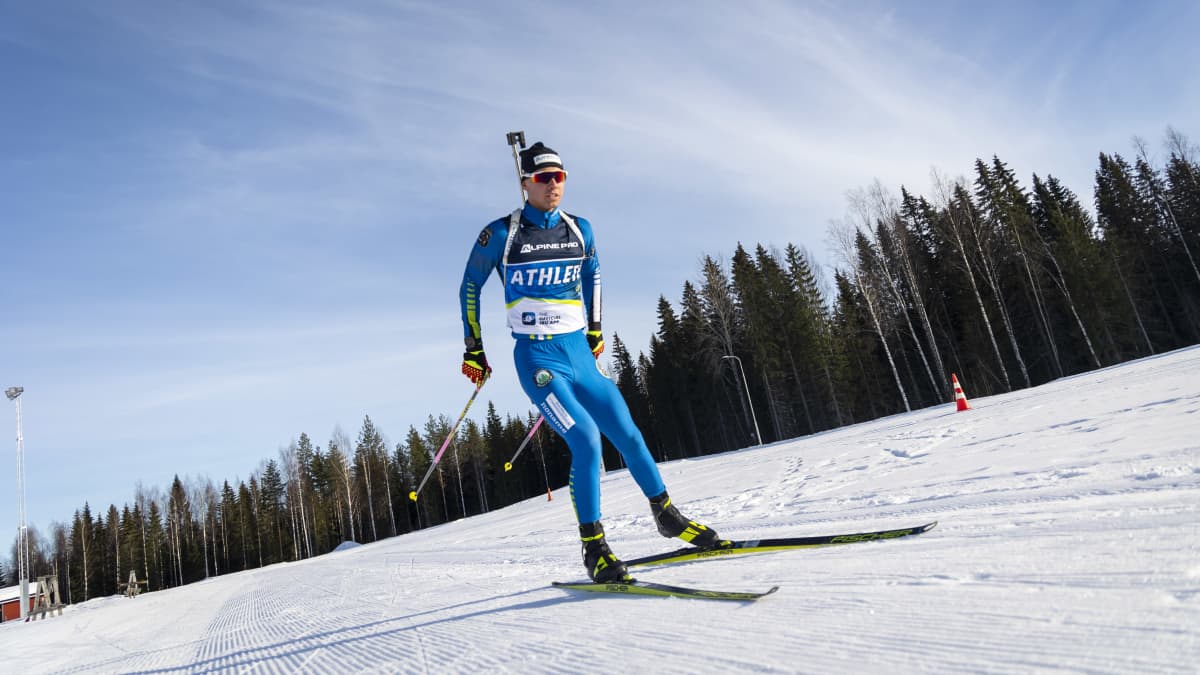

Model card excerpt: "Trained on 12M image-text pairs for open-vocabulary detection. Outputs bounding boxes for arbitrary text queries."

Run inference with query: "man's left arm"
[578,217,604,358]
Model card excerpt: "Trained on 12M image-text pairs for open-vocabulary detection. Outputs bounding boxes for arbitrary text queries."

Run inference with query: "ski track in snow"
[3,348,1199,673]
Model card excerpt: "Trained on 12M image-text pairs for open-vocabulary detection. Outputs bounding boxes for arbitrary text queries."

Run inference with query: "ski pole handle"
[506,130,526,204]
[409,378,487,501]
[503,415,545,472]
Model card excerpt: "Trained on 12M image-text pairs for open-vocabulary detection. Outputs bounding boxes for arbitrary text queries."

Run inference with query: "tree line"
[6,407,574,604]
[5,127,1198,604]
[612,128,1199,459]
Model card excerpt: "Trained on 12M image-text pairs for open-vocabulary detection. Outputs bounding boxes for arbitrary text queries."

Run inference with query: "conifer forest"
[7,129,1199,605]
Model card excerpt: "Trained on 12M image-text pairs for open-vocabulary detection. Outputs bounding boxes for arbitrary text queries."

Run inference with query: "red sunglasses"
[528,170,567,184]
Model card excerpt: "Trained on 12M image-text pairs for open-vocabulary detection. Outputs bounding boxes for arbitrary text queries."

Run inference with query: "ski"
[626,520,938,568]
[552,579,779,601]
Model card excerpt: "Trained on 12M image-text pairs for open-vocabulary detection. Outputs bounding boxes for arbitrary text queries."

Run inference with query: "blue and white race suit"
[460,202,665,523]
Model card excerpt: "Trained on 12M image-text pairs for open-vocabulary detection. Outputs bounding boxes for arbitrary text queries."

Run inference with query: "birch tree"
[930,170,1013,391]
[829,218,910,412]
[328,428,357,543]
[851,183,944,400]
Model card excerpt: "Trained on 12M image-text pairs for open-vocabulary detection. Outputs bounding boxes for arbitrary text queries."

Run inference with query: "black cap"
[519,142,563,176]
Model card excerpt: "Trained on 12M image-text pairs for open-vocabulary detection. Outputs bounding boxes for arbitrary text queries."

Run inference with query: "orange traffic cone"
[952,373,972,411]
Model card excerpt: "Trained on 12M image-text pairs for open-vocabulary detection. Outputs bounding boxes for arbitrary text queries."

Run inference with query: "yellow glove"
[586,330,604,359]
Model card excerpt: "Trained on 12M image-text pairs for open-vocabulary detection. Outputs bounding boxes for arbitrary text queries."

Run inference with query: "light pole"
[721,356,762,447]
[5,386,29,620]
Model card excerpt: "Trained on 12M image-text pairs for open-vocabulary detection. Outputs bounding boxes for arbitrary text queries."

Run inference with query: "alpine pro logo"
[519,241,580,254]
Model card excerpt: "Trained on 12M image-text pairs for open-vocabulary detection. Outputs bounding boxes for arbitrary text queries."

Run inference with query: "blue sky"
[1,0,1197,538]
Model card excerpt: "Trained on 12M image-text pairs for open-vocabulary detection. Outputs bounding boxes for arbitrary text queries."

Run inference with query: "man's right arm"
[460,221,505,345]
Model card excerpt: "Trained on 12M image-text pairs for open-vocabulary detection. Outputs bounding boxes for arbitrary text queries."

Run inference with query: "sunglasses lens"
[533,171,565,184]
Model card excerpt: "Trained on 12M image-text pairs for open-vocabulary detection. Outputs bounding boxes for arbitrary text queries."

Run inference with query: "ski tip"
[408,491,418,502]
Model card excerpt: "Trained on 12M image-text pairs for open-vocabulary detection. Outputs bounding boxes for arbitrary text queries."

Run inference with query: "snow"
[3,348,1198,673]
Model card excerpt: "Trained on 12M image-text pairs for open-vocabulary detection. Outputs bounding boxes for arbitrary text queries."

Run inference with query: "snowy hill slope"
[3,348,1198,673]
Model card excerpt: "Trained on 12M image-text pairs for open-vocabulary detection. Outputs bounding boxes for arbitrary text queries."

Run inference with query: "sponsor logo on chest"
[521,312,563,327]
[509,264,582,287]
[520,241,579,254]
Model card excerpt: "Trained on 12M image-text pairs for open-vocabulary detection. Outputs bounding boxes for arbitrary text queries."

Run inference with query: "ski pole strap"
[409,379,486,501]
[503,415,545,472]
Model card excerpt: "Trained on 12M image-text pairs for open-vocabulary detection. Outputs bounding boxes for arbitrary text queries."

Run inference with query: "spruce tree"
[611,333,656,456]
[1031,173,1109,370]
[1095,152,1160,355]
[167,477,189,585]
[259,461,286,561]
[1134,155,1200,343]
[392,441,415,534]
[830,272,882,421]
[220,481,238,572]
[107,504,121,595]
[482,404,519,507]
[294,434,317,558]
[785,243,847,429]
[976,157,1062,382]
[405,425,431,529]
[644,296,690,458]
[326,435,356,544]
[354,417,384,543]
[145,500,164,590]
[731,244,782,441]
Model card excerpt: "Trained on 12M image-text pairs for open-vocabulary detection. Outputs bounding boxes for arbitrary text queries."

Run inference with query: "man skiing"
[459,140,724,582]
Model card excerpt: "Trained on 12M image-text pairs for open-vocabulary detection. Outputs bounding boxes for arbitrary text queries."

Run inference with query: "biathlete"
[458,140,724,582]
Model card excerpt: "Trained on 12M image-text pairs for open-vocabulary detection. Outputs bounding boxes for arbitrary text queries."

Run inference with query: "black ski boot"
[650,491,724,548]
[579,521,632,583]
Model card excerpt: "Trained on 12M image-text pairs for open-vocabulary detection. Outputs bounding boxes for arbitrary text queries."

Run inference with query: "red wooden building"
[0,581,39,622]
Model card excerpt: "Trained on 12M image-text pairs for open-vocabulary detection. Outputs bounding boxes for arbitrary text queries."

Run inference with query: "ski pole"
[409,378,487,502]
[503,415,545,472]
